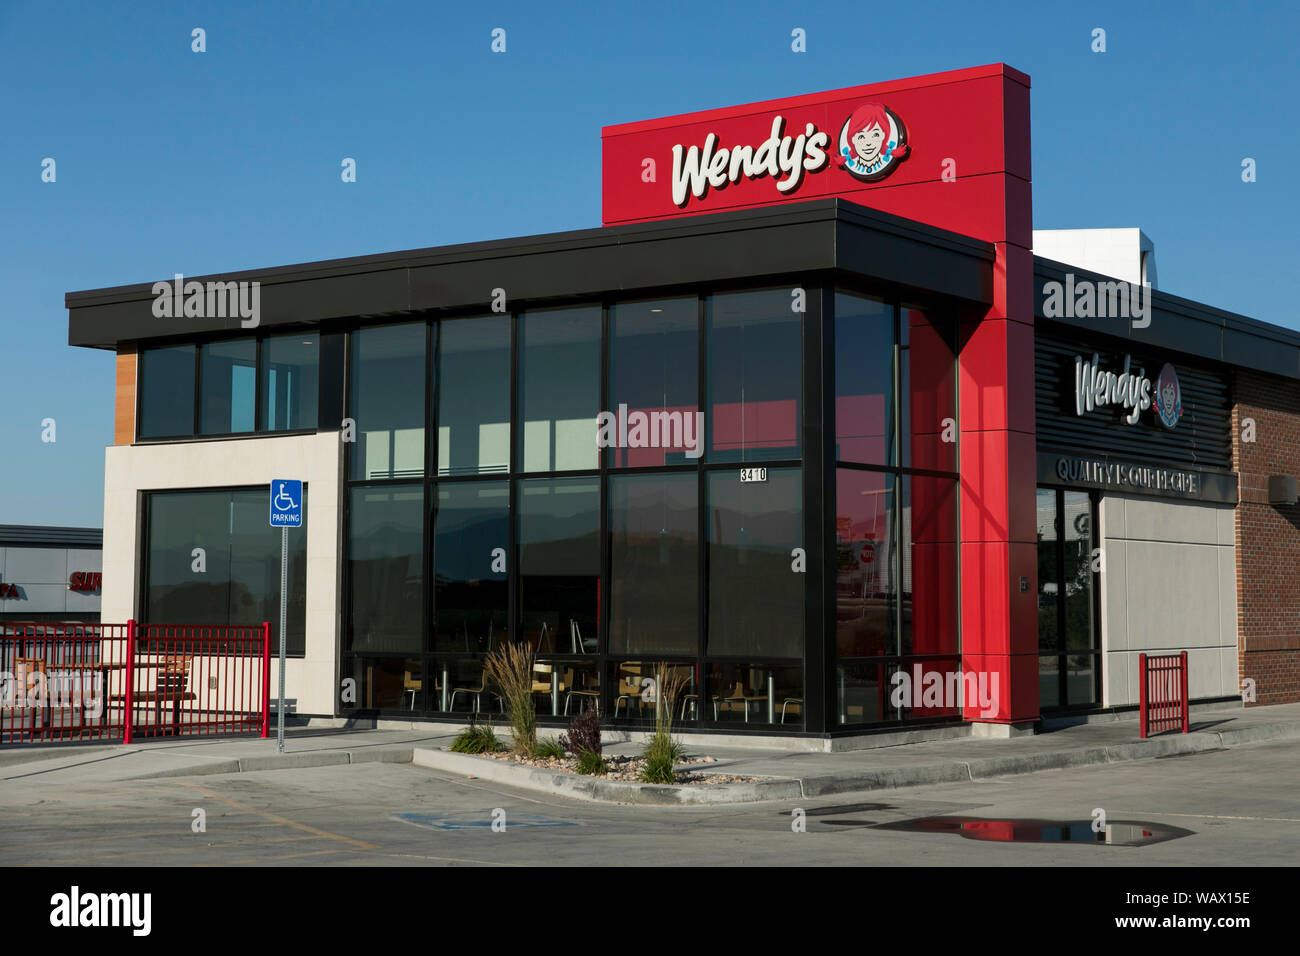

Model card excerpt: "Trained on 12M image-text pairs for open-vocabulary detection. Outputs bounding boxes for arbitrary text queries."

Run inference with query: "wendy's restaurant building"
[65,63,1300,745]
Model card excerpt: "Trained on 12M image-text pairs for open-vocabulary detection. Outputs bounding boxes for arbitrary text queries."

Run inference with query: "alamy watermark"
[151,273,260,328]
[49,886,151,936]
[1042,273,1150,329]
[890,665,999,718]
[1,669,102,717]
[596,404,704,459]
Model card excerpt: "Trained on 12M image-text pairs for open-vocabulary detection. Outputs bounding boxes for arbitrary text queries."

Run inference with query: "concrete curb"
[0,747,96,770]
[17,714,1289,789]
[413,719,1300,803]
[412,749,803,805]
[1213,720,1300,747]
[128,746,415,779]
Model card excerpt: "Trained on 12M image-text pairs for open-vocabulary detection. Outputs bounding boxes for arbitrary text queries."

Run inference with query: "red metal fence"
[1,621,270,745]
[1138,651,1189,739]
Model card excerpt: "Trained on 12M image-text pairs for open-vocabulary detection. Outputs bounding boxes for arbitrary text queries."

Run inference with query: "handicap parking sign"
[269,479,303,528]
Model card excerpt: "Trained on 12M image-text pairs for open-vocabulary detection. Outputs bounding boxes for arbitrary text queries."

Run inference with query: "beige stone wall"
[100,433,343,716]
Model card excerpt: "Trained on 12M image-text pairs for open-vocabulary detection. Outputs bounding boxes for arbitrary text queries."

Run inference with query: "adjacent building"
[0,525,103,628]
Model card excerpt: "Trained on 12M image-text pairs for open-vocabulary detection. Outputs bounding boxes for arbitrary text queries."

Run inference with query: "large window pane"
[138,344,195,438]
[144,488,306,655]
[835,468,896,658]
[1068,653,1099,707]
[199,339,256,435]
[707,662,802,726]
[343,656,423,711]
[609,298,700,467]
[519,477,599,653]
[1036,489,1059,653]
[835,293,893,465]
[707,468,802,657]
[609,473,698,656]
[432,481,509,652]
[519,307,600,472]
[608,660,699,724]
[901,475,958,657]
[347,485,423,653]
[437,316,511,476]
[902,305,957,472]
[145,492,230,623]
[228,489,307,651]
[350,323,427,480]
[707,289,801,462]
[1062,492,1094,654]
[262,333,319,431]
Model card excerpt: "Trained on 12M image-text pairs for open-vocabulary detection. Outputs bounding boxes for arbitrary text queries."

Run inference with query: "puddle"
[871,816,1192,845]
[392,811,580,831]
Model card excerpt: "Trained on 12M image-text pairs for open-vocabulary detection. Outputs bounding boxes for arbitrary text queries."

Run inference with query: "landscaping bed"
[479,750,762,784]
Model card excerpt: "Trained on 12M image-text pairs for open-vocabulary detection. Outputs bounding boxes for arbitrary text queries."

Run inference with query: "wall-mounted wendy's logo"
[1153,363,1182,429]
[835,102,910,182]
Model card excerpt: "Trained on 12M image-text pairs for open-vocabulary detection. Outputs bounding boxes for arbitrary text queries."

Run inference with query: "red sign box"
[602,62,1030,247]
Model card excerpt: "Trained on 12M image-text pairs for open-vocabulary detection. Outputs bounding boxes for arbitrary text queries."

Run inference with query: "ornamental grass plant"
[483,640,537,757]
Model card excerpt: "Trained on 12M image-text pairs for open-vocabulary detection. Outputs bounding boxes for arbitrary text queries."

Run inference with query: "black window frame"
[1035,486,1103,711]
[335,278,966,738]
[135,330,324,442]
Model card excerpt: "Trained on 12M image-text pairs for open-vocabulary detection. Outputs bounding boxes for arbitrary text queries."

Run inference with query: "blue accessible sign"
[269,479,303,528]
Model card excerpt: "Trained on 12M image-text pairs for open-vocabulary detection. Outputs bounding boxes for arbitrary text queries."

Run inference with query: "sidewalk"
[3,703,1298,800]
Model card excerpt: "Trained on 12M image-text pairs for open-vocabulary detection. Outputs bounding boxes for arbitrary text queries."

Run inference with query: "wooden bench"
[108,656,196,737]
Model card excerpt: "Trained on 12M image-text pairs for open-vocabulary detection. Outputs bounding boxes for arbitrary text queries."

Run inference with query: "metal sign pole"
[278,524,287,753]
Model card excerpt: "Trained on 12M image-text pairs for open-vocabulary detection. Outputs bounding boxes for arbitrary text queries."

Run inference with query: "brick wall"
[1232,369,1300,705]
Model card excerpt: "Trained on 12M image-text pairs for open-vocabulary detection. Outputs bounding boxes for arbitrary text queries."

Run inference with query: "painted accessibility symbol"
[269,478,303,528]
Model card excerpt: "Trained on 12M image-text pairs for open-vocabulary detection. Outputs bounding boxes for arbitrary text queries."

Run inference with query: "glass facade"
[833,291,959,726]
[351,323,427,481]
[346,485,423,654]
[608,473,697,656]
[706,289,801,462]
[432,481,508,652]
[138,334,321,439]
[263,333,319,431]
[138,344,196,439]
[327,284,960,730]
[131,281,964,730]
[143,488,307,655]
[518,477,600,652]
[199,338,256,435]
[706,468,802,658]
[1036,487,1100,709]
[608,298,699,468]
[437,316,510,476]
[519,307,601,473]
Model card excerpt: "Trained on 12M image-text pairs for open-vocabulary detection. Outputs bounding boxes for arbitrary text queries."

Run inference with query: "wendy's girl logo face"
[836,102,910,181]
[1154,363,1183,428]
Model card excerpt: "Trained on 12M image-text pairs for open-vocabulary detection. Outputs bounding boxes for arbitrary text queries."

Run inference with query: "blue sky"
[2,0,1297,527]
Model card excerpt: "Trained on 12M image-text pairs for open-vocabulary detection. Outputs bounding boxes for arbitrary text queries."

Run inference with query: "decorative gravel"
[480,750,761,785]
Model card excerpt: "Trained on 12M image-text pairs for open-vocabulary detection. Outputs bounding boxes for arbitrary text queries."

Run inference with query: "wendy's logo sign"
[1153,363,1183,429]
[668,102,912,208]
[670,117,831,207]
[835,102,910,182]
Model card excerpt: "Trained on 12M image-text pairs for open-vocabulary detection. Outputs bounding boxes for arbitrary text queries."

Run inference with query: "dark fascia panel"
[67,199,995,349]
[0,525,103,548]
[1034,257,1300,380]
